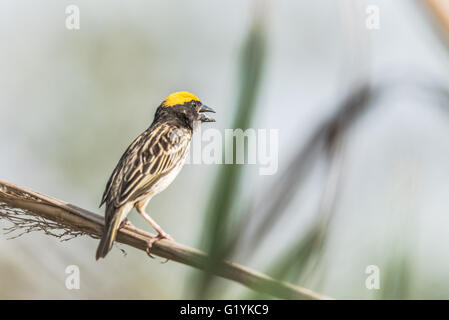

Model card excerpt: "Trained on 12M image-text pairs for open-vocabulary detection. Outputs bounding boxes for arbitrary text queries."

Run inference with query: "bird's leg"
[136,204,174,257]
[137,208,174,240]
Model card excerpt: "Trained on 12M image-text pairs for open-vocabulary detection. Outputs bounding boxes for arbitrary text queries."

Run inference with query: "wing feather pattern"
[100,124,191,215]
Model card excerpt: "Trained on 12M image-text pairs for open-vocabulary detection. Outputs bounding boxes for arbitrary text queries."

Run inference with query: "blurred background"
[2,0,449,299]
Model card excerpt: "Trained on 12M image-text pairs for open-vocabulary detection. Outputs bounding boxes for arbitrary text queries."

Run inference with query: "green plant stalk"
[193,14,267,298]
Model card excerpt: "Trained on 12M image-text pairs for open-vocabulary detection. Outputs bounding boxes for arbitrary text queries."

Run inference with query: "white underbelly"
[133,146,190,206]
[150,160,185,196]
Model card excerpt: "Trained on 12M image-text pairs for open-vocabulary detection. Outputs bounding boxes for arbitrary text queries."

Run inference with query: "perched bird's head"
[157,91,215,127]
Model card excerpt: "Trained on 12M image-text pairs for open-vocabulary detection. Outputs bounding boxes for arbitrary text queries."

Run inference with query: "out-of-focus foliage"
[192,6,267,299]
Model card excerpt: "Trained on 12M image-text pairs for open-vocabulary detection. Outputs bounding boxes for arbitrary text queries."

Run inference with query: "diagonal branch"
[0,179,331,300]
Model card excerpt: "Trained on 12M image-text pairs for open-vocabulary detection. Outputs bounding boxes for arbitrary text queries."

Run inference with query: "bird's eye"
[192,101,197,107]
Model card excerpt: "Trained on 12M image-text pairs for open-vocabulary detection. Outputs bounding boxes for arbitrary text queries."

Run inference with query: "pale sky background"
[1,0,449,299]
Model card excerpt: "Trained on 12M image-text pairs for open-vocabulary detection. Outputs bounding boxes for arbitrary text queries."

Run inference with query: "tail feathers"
[95,206,126,260]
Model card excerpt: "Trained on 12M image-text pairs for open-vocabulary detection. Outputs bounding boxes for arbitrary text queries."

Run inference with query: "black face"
[154,100,215,129]
[187,100,216,123]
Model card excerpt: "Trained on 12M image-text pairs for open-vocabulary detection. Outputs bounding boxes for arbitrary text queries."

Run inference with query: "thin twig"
[0,179,331,300]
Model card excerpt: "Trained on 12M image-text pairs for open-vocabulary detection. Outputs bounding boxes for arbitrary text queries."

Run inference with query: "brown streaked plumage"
[96,91,215,260]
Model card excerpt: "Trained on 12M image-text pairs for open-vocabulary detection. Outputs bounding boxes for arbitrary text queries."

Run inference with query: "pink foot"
[145,232,174,258]
[120,218,135,229]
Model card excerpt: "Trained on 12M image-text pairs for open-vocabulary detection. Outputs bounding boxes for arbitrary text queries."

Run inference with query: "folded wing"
[100,124,191,210]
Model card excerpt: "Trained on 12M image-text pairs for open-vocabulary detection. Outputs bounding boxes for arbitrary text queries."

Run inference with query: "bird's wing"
[100,124,191,209]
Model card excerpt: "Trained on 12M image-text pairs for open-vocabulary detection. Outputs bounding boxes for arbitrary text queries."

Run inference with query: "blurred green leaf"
[191,9,267,299]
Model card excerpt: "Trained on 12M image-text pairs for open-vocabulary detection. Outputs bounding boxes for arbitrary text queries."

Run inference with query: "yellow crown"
[163,91,199,107]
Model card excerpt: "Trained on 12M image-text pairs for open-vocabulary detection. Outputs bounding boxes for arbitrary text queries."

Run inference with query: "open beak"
[199,104,216,122]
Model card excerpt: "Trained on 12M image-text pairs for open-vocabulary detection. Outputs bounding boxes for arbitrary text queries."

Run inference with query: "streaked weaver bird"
[96,91,215,260]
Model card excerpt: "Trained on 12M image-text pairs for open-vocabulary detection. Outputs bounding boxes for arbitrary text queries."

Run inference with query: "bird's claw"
[120,218,135,229]
[145,232,174,260]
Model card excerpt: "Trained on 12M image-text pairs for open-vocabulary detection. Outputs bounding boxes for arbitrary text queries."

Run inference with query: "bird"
[96,91,215,260]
